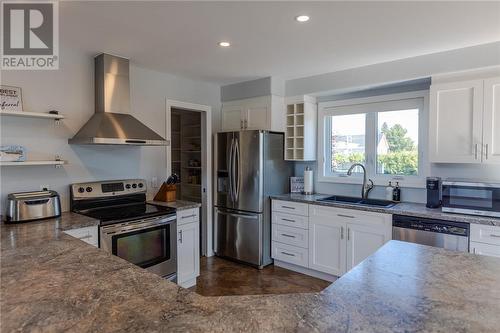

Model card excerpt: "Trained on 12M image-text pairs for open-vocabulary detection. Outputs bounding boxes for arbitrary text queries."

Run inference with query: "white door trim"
[166,99,214,257]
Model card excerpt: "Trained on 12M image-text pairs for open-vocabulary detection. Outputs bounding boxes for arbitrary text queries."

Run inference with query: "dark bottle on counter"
[392,182,401,202]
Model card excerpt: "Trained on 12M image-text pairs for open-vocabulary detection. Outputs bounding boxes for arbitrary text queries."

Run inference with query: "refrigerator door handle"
[231,138,237,203]
[234,138,240,201]
[228,138,235,202]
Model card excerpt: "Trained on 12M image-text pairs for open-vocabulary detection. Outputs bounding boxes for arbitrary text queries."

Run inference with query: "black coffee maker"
[426,177,442,208]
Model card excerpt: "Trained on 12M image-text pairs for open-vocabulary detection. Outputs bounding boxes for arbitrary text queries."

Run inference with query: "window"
[319,92,428,187]
[330,113,366,173]
[376,109,419,176]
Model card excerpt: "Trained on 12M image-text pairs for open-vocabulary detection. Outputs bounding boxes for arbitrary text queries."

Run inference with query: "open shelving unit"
[284,96,317,161]
[1,110,67,168]
[170,109,202,202]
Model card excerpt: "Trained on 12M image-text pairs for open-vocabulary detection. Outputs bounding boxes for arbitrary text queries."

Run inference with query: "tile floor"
[190,256,333,296]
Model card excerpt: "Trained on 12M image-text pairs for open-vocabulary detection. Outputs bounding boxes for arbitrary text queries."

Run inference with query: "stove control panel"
[71,179,147,199]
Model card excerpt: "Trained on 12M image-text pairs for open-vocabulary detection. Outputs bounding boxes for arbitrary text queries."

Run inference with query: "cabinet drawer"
[272,224,308,248]
[470,241,500,258]
[177,208,199,225]
[272,212,308,229]
[272,200,308,216]
[470,224,500,246]
[309,204,391,228]
[272,242,308,267]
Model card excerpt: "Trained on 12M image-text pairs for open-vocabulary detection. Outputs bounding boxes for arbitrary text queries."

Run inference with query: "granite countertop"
[271,193,500,227]
[2,213,500,332]
[148,199,201,210]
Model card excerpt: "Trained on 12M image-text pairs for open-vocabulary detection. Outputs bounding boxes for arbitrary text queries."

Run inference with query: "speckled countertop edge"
[2,212,500,332]
[148,200,201,210]
[271,193,500,227]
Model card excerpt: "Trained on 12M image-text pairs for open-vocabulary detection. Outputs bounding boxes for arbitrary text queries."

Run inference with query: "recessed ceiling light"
[218,41,231,47]
[295,15,310,23]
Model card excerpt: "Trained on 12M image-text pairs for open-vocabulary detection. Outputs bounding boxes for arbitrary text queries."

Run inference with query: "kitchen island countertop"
[2,212,500,332]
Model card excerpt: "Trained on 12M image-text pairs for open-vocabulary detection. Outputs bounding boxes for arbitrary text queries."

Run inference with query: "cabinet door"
[177,222,199,286]
[244,100,269,130]
[470,241,500,258]
[309,206,346,276]
[221,104,243,131]
[429,80,484,163]
[483,77,500,164]
[346,223,390,271]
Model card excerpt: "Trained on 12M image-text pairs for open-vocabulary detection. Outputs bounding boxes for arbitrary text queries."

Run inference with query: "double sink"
[316,195,396,208]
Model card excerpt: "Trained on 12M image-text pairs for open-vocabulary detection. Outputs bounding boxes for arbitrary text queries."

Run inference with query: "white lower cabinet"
[346,222,391,271]
[309,205,392,276]
[271,200,392,278]
[470,241,500,258]
[308,212,346,276]
[177,208,200,288]
[469,224,500,258]
[63,226,99,247]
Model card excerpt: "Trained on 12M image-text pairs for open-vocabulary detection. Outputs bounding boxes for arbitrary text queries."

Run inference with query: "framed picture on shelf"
[0,85,23,112]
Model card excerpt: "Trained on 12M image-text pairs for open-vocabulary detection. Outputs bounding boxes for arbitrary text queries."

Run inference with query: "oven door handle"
[101,217,175,235]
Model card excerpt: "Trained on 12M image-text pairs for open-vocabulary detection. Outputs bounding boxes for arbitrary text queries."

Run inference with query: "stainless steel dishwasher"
[392,215,469,252]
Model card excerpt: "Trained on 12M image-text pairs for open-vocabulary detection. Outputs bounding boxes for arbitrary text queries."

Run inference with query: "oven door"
[100,216,177,279]
[442,182,500,217]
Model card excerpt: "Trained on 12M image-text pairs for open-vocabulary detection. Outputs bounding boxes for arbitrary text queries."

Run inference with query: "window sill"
[318,175,426,189]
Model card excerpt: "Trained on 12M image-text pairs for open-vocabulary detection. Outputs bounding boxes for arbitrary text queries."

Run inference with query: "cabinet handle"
[475,144,478,160]
[338,214,355,219]
[280,251,295,257]
[473,248,476,254]
[281,233,296,238]
[341,226,344,240]
[281,205,295,210]
[485,144,489,160]
[281,218,295,223]
[244,119,248,129]
[181,214,196,219]
[240,120,244,129]
[179,230,183,243]
[347,228,350,241]
[490,234,500,238]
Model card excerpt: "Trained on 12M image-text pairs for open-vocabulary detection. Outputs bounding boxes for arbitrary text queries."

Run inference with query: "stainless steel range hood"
[69,54,168,146]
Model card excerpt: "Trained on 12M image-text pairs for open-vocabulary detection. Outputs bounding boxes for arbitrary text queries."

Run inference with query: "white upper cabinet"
[429,79,484,163]
[221,104,244,131]
[483,77,500,164]
[429,72,500,164]
[221,95,285,132]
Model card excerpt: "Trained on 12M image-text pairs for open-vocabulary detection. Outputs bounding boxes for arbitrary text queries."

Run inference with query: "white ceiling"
[61,1,500,85]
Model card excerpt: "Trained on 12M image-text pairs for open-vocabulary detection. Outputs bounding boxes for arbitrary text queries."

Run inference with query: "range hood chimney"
[69,54,168,146]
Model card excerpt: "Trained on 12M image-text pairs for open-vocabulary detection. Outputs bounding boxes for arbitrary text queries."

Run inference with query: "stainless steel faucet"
[347,163,374,199]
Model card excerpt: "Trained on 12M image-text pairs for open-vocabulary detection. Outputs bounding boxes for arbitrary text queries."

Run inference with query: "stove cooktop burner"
[77,203,176,225]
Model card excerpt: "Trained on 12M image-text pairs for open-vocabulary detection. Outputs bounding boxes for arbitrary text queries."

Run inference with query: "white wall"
[286,41,500,97]
[0,47,221,213]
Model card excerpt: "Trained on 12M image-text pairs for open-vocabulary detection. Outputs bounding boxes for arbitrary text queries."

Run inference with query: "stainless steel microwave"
[442,180,500,218]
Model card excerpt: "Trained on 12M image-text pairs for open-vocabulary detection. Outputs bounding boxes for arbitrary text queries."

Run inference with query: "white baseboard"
[274,260,338,282]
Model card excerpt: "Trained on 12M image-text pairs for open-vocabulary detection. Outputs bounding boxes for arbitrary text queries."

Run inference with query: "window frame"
[317,91,429,188]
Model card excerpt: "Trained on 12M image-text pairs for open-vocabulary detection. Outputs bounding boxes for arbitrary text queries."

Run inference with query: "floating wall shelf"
[0,160,67,167]
[0,110,64,120]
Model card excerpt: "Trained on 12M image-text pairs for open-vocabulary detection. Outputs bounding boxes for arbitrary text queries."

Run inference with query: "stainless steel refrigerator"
[214,130,292,268]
